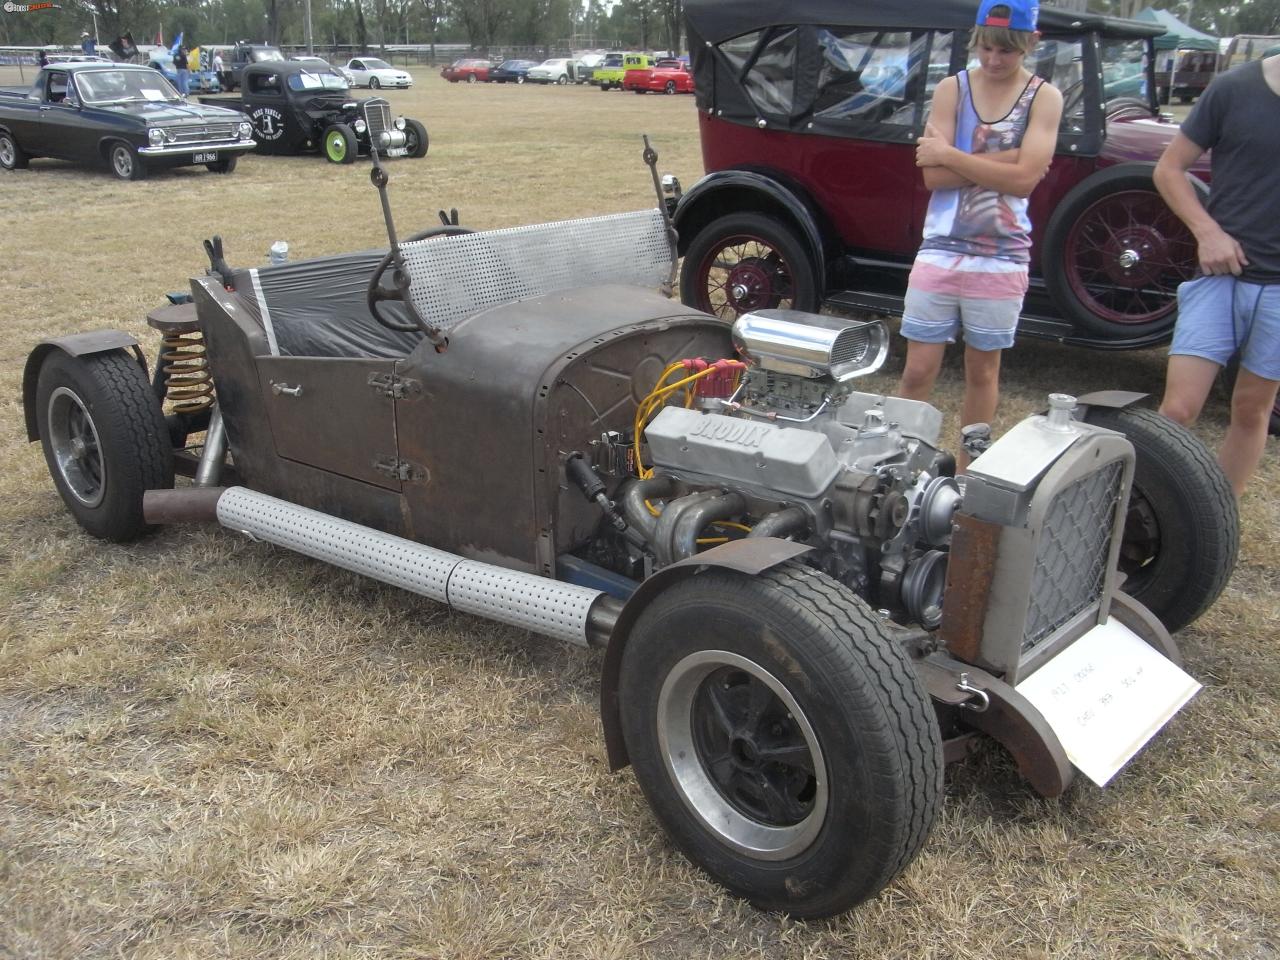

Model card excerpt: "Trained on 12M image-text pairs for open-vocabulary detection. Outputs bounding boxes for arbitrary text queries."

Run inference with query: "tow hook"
[956,672,990,712]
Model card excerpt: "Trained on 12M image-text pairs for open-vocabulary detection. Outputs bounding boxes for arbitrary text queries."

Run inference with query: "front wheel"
[369,77,381,90]
[1080,405,1238,633]
[323,123,357,164]
[205,154,237,174]
[403,118,428,159]
[466,73,477,84]
[619,562,942,917]
[680,211,820,321]
[1041,164,1202,341]
[108,141,146,180]
[35,350,174,542]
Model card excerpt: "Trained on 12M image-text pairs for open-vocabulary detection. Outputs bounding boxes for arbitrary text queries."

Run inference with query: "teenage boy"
[1153,53,1280,499]
[897,0,1063,465]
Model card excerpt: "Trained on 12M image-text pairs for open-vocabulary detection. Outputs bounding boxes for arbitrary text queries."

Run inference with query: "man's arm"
[1153,131,1247,276]
[916,78,1019,190]
[917,82,1063,197]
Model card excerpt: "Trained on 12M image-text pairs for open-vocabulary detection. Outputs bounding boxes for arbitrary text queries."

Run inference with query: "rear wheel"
[1042,164,1202,341]
[36,351,174,542]
[619,562,942,917]
[0,129,29,170]
[665,80,677,94]
[466,73,477,84]
[323,123,357,164]
[1080,405,1238,633]
[108,141,146,180]
[680,211,820,321]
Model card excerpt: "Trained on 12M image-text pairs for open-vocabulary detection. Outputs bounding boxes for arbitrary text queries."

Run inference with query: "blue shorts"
[1171,275,1280,381]
[901,252,1029,352]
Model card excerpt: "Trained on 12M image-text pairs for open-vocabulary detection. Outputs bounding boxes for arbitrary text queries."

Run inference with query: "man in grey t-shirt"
[1153,54,1279,498]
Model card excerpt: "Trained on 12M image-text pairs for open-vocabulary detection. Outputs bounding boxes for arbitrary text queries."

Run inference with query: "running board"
[152,486,616,648]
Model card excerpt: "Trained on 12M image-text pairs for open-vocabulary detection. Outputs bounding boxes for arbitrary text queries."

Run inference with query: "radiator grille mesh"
[1022,460,1125,652]
[172,123,237,143]
[362,98,392,150]
[398,209,673,332]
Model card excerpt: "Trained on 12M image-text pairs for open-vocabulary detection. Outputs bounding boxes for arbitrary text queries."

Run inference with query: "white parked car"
[294,55,354,86]
[342,57,413,89]
[526,58,576,84]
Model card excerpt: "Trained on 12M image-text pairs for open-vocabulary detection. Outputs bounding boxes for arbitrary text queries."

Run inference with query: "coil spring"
[160,331,214,413]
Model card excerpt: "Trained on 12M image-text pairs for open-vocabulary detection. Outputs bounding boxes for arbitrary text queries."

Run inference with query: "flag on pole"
[169,31,184,55]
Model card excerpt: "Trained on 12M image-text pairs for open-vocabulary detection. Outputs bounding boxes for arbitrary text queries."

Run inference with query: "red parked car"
[672,0,1213,351]
[440,58,491,83]
[623,59,695,95]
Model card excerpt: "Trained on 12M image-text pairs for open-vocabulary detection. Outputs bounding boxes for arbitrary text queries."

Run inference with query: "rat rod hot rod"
[22,147,1236,917]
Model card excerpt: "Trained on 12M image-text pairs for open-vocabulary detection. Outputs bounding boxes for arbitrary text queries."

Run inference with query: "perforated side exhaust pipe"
[145,486,617,647]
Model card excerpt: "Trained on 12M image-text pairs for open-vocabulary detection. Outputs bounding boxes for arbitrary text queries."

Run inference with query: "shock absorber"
[157,330,214,413]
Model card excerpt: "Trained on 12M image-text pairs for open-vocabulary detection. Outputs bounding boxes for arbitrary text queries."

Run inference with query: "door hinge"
[368,372,422,400]
[372,456,424,482]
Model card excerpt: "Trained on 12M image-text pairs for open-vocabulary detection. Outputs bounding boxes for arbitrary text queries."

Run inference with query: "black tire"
[35,351,174,542]
[107,140,146,180]
[322,123,357,164]
[369,76,381,90]
[1104,96,1156,120]
[0,129,29,170]
[1041,164,1202,341]
[466,73,477,84]
[403,118,428,159]
[556,74,567,85]
[679,211,820,322]
[205,154,237,174]
[1080,406,1238,634]
[619,562,942,918]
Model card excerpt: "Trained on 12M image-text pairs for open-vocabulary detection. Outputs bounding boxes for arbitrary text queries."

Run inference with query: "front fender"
[672,169,831,292]
[23,331,143,441]
[598,537,811,771]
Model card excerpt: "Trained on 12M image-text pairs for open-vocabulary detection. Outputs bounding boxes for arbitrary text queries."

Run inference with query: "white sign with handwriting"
[1016,617,1201,786]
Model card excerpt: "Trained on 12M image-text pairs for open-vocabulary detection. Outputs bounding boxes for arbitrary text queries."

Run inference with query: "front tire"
[323,123,358,164]
[1081,405,1238,633]
[619,562,942,917]
[205,154,237,174]
[108,141,146,180]
[369,76,381,90]
[1042,164,1202,341]
[680,211,820,322]
[35,351,174,542]
[403,118,429,159]
[0,129,29,170]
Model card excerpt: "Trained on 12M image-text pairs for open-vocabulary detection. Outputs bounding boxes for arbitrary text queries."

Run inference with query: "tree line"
[4,0,1277,56]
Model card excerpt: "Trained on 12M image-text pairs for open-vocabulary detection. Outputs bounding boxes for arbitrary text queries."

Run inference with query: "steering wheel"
[366,225,472,334]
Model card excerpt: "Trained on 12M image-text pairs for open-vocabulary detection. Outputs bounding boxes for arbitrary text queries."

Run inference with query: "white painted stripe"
[248,268,280,356]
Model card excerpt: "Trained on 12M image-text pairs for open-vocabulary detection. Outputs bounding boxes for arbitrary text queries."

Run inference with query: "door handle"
[271,382,303,397]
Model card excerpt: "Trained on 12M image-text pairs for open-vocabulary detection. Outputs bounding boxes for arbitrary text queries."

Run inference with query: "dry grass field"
[0,71,1277,959]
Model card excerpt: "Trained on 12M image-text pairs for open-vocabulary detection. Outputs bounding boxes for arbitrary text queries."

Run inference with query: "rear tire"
[0,129,29,170]
[619,562,942,918]
[35,351,174,542]
[1080,405,1238,633]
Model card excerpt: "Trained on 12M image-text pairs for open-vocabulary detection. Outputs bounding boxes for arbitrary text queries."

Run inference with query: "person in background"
[38,49,49,67]
[896,0,1062,468]
[212,48,224,77]
[1152,53,1280,499]
[173,44,190,96]
[80,31,95,56]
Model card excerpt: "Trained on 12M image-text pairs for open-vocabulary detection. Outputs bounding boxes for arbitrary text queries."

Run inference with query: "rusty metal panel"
[938,512,1000,664]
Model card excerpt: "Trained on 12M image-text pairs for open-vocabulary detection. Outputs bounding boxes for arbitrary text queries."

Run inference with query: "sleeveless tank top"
[919,70,1044,263]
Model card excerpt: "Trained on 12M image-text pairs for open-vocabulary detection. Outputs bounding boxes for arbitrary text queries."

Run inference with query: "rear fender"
[599,537,811,770]
[672,170,831,292]
[23,332,145,441]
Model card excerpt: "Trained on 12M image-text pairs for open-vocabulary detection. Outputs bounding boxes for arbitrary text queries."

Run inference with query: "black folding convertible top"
[683,0,1166,44]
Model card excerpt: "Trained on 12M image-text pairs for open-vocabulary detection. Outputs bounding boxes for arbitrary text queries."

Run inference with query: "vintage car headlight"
[237,121,253,140]
[394,117,406,131]
[148,127,165,146]
[353,118,367,134]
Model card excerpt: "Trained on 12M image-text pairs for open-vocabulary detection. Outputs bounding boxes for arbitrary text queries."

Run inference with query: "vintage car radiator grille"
[1022,459,1125,652]
[362,98,392,149]
[172,122,237,143]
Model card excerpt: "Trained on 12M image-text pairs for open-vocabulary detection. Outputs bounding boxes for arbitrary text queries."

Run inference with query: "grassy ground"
[0,73,1277,960]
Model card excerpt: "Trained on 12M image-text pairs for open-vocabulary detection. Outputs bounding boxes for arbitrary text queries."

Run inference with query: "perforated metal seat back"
[398,209,673,332]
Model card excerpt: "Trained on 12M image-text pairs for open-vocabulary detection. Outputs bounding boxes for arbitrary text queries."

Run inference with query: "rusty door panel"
[256,356,401,492]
